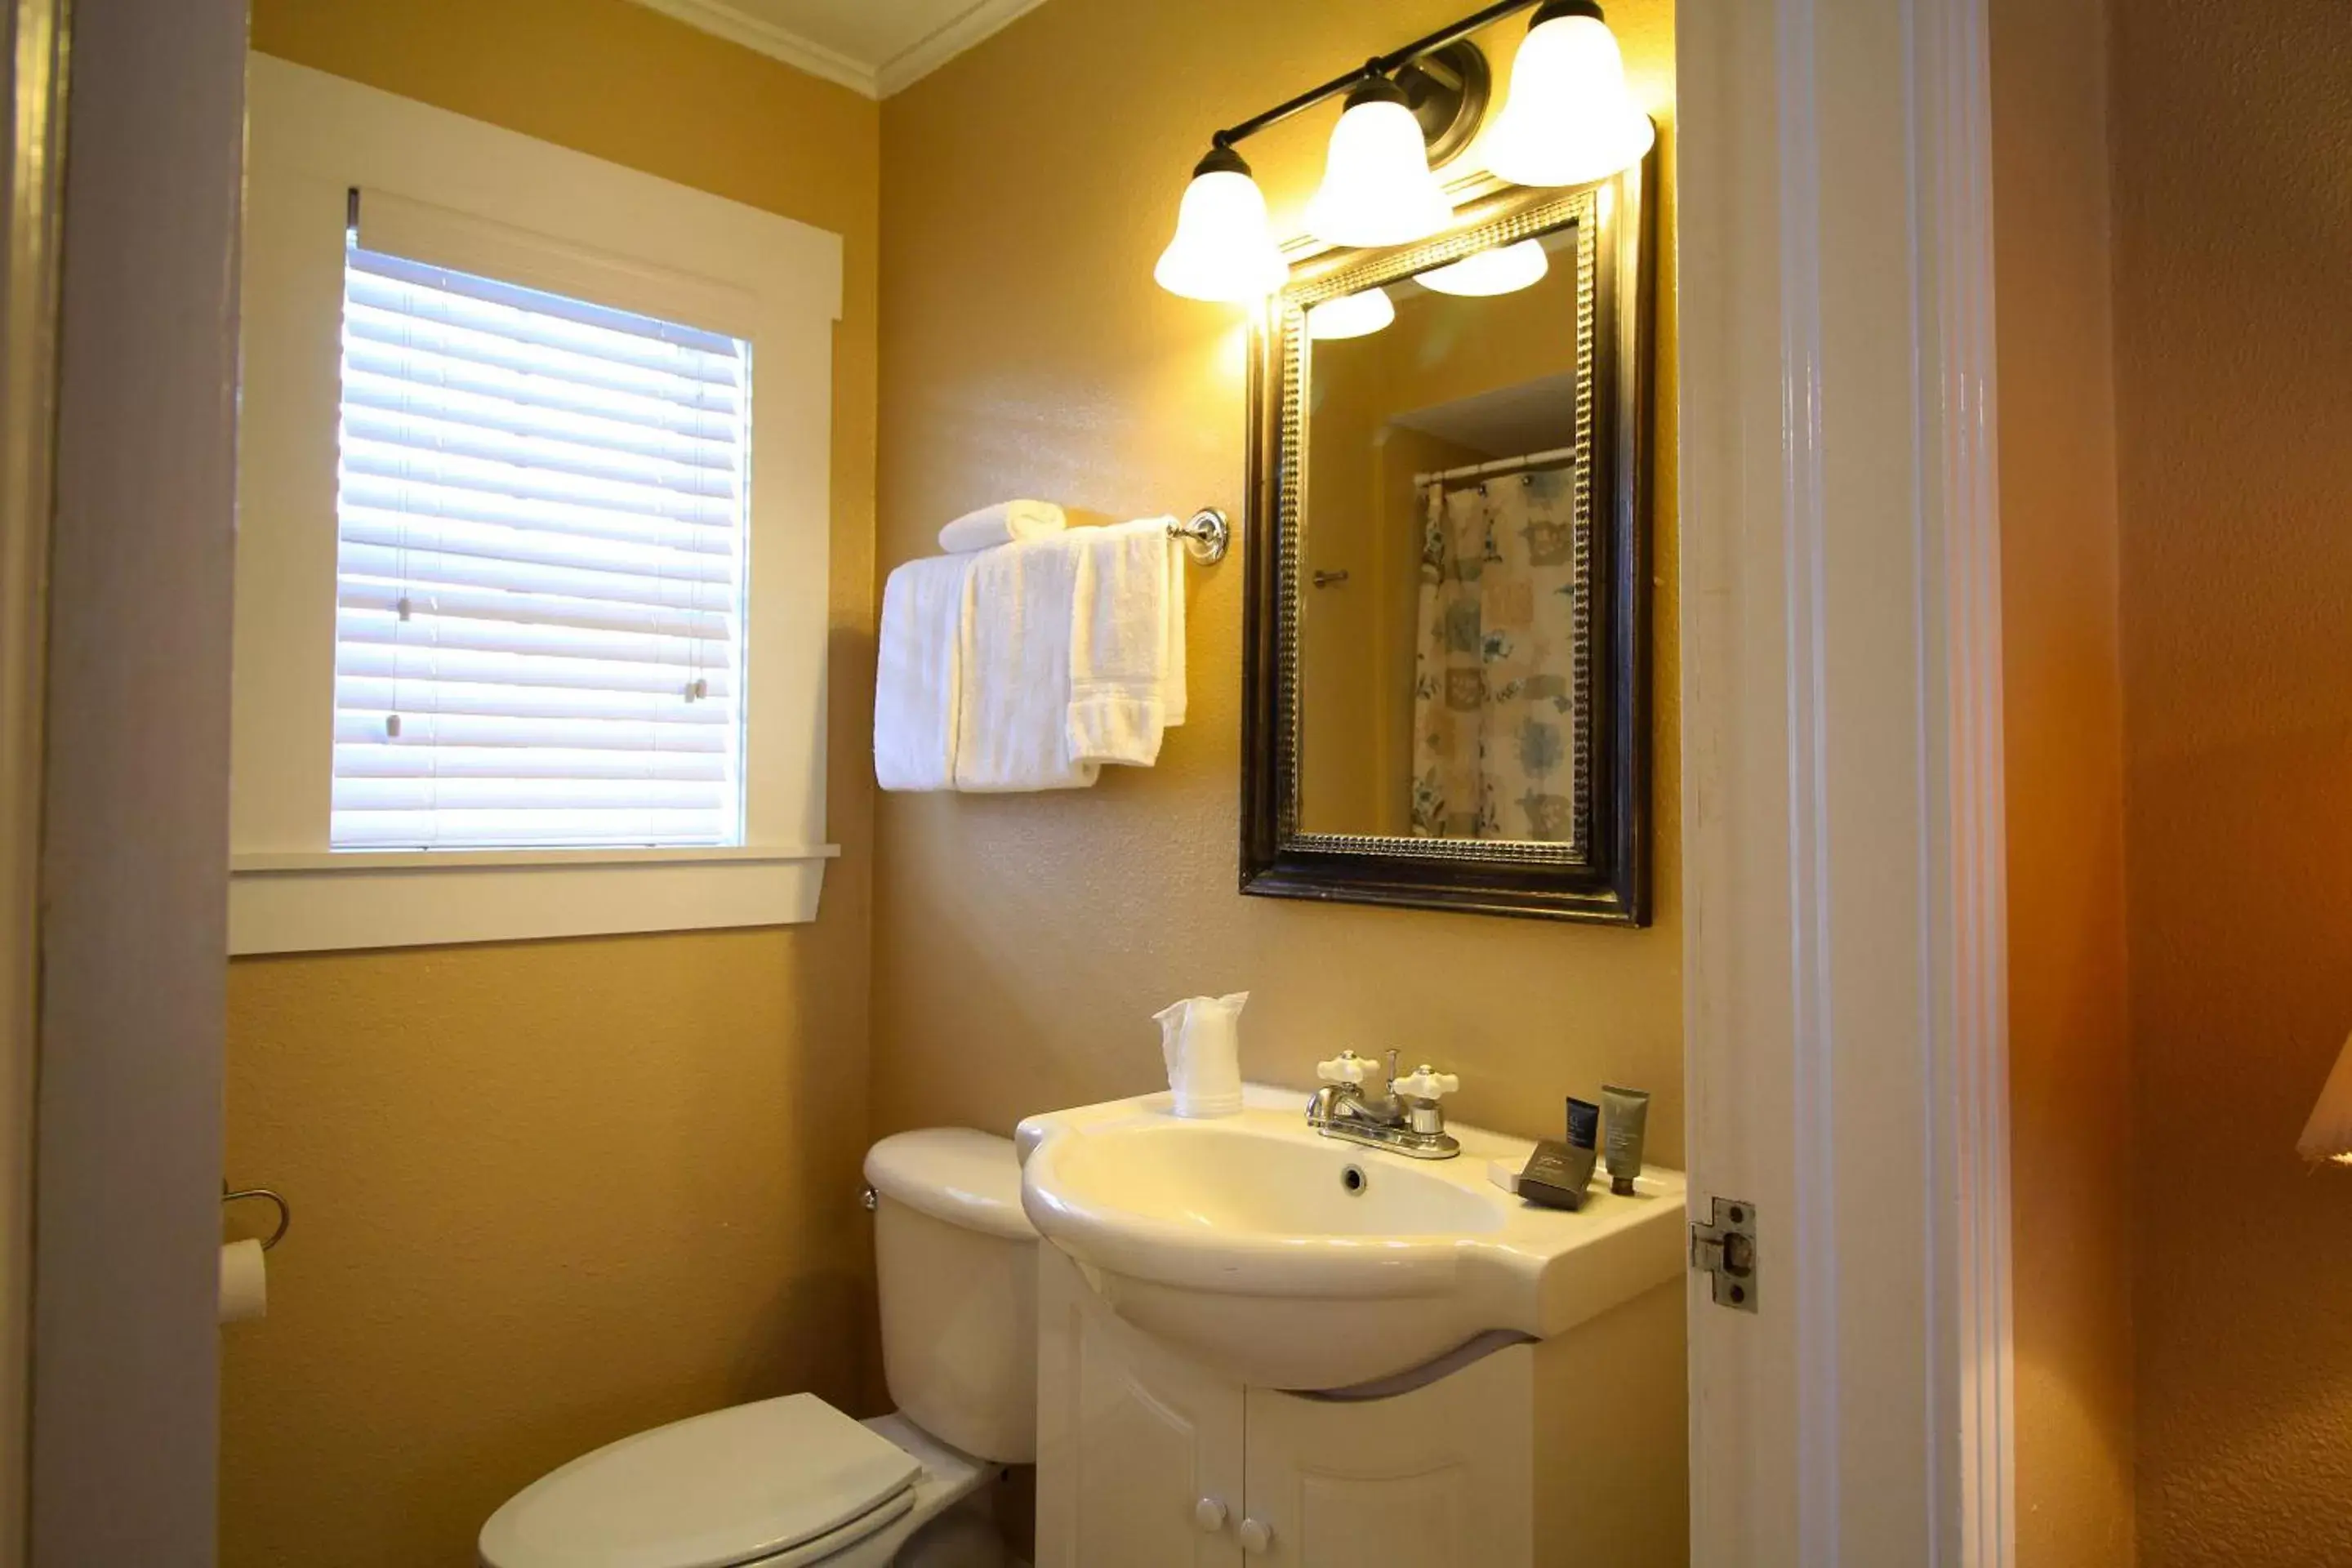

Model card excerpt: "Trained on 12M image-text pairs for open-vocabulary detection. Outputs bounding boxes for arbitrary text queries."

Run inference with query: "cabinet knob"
[1194,1497,1228,1533]
[1239,1516,1274,1554]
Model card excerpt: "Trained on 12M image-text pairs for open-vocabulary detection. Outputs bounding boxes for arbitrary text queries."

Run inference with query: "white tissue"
[1154,991,1248,1119]
[219,1238,266,1325]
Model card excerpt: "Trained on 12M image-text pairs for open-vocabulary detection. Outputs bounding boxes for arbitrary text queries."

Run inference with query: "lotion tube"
[1601,1084,1650,1196]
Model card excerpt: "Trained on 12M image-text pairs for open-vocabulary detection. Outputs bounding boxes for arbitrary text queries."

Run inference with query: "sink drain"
[1340,1164,1369,1196]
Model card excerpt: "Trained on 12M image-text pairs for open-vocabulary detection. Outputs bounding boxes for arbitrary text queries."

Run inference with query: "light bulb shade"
[1306,287,1396,340]
[1416,238,1551,297]
[1155,150,1289,303]
[1482,7,1657,189]
[1304,79,1454,248]
[2298,1028,2352,1164]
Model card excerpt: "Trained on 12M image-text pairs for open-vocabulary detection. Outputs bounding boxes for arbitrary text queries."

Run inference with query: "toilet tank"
[864,1129,1039,1464]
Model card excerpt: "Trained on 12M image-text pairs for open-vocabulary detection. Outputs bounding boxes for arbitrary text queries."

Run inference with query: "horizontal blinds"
[332,244,751,850]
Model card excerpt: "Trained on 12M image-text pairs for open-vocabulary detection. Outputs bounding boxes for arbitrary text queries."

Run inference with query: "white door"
[1238,1351,1534,1568]
[11,1,244,1563]
[1677,0,2013,1563]
[1035,1250,1247,1568]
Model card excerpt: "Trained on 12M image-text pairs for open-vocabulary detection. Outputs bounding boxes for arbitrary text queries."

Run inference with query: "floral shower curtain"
[1410,465,1579,842]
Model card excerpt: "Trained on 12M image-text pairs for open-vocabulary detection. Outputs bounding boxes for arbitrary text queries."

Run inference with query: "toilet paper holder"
[222,1182,291,1252]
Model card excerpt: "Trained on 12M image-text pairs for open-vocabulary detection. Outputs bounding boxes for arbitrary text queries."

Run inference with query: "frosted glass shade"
[2298,1029,2352,1164]
[1304,83,1454,249]
[1482,10,1657,189]
[1156,156,1288,303]
[1416,238,1551,297]
[1306,287,1396,340]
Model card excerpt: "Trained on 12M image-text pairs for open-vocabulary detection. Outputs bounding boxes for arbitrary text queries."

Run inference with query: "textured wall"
[1988,0,2136,1560]
[872,0,1681,1158]
[2110,1,2352,1563]
[221,4,880,1564]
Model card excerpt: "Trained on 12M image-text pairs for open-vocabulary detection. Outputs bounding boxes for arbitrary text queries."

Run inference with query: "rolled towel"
[938,499,1067,555]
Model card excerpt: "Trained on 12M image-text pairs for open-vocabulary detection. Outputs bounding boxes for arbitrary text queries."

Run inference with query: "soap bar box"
[1490,1138,1597,1211]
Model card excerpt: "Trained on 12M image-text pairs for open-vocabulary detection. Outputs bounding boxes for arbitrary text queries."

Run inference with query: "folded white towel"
[1067,517,1187,767]
[953,534,1101,792]
[874,554,975,792]
[938,499,1067,555]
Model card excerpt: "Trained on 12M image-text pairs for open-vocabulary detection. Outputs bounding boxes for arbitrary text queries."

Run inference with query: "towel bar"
[1169,509,1230,566]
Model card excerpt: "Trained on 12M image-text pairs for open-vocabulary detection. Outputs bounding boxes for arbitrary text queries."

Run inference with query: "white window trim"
[231,55,842,955]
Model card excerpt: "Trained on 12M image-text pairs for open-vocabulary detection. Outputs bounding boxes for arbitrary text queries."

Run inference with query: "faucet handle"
[1391,1065,1459,1101]
[1316,1050,1380,1086]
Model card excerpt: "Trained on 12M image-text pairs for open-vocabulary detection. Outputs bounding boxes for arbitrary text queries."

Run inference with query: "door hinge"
[1690,1196,1757,1312]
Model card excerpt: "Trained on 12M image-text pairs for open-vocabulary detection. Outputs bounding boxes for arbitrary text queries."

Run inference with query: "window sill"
[227,844,839,956]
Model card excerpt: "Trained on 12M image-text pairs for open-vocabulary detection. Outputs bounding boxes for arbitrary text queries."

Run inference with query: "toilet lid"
[479,1395,922,1568]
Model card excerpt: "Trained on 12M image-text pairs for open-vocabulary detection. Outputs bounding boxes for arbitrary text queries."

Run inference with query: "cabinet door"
[1035,1247,1246,1568]
[1239,1345,1535,1568]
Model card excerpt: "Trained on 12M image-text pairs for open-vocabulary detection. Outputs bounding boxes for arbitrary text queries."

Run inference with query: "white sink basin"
[1017,1084,1686,1391]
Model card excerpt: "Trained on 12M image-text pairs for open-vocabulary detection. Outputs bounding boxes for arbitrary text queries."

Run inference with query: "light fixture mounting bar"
[1209,0,1545,150]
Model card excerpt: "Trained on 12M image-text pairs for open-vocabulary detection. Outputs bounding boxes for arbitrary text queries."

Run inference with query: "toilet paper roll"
[218,1238,266,1325]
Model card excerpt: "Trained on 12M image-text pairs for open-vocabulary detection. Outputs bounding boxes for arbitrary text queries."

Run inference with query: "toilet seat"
[479,1394,922,1568]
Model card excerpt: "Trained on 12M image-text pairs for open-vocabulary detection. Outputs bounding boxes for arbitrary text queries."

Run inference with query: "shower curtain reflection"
[1410,461,1581,844]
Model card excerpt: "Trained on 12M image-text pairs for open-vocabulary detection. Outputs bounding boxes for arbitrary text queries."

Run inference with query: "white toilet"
[479,1129,1038,1568]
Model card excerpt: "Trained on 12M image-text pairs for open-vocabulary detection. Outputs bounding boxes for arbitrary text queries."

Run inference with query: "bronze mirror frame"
[1239,158,1655,923]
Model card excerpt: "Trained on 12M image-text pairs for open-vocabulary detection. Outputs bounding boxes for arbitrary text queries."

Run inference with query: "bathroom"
[3,0,2349,1564]
[225,0,1686,1557]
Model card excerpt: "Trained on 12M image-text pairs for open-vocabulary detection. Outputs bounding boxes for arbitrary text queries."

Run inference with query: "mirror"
[1241,170,1652,921]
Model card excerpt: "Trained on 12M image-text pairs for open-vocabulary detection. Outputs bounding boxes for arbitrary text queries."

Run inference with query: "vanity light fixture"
[1480,0,1656,189]
[1156,0,1652,305]
[1305,287,1396,340]
[1303,76,1455,248]
[1154,145,1290,303]
[1415,237,1551,296]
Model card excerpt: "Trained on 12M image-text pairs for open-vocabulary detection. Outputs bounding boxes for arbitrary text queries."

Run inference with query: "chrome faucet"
[1307,1049,1461,1160]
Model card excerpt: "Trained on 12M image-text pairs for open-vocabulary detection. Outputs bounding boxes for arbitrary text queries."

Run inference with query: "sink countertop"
[1016,1082,1687,1368]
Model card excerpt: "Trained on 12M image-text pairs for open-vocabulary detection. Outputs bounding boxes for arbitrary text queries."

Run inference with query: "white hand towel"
[954,534,1101,791]
[1067,517,1187,767]
[938,499,1067,555]
[874,554,976,792]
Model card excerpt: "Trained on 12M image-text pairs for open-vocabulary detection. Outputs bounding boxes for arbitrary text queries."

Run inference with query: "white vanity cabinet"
[1034,1247,1686,1568]
[1035,1245,1245,1567]
[1235,1374,1532,1566]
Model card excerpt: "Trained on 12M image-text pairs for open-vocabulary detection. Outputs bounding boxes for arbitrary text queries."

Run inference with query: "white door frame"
[23,0,245,1562]
[1677,0,2011,1563]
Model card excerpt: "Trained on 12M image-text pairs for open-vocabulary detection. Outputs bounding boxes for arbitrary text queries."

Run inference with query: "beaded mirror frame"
[1239,159,1654,923]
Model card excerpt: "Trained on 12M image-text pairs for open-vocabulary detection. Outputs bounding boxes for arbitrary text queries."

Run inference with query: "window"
[229,56,842,954]
[332,244,752,851]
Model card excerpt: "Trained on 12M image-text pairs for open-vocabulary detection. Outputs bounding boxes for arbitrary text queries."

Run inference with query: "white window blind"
[332,243,753,850]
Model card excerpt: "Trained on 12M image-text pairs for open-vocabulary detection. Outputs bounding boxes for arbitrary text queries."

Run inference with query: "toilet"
[479,1129,1037,1568]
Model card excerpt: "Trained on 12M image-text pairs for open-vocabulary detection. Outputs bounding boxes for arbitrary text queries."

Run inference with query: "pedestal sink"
[1017,1084,1686,1391]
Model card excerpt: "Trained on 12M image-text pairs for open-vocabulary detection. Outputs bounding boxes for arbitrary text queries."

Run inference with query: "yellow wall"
[872,0,1678,1154]
[1988,0,2137,1560]
[2110,1,2352,1561]
[222,4,880,1564]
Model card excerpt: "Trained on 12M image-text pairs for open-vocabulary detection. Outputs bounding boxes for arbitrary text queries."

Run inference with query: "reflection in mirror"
[1299,225,1584,845]
[1241,172,1647,924]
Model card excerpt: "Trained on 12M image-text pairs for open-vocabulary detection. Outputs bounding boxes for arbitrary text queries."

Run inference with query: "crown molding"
[628,0,1046,99]
[876,0,1049,96]
[629,0,880,96]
